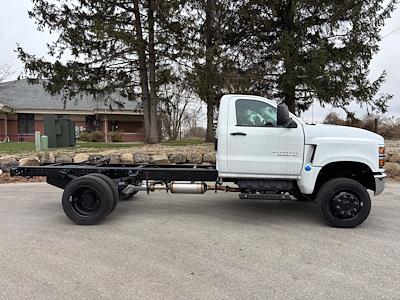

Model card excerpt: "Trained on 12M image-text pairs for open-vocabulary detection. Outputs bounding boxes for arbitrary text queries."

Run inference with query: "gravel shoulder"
[0,182,400,299]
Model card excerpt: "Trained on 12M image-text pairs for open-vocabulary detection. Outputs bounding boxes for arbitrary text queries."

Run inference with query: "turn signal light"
[379,159,385,168]
[379,146,386,168]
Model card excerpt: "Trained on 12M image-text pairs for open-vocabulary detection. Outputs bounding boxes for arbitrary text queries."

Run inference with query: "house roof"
[0,79,142,114]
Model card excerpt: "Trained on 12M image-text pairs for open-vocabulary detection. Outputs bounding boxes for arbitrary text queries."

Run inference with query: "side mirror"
[277,103,296,128]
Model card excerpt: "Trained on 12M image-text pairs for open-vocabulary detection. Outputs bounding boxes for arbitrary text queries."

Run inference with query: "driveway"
[0,182,399,299]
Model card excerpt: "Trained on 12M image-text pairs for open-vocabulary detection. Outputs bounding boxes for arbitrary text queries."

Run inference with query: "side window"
[235,99,277,127]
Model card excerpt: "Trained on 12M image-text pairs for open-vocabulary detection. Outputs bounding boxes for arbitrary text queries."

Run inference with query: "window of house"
[18,114,35,134]
[235,99,277,127]
[86,115,100,131]
[111,120,120,132]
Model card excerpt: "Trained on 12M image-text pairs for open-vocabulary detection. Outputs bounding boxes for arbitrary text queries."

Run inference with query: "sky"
[0,0,399,123]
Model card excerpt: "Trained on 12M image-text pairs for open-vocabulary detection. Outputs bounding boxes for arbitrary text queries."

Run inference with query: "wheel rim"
[70,186,101,217]
[330,191,363,219]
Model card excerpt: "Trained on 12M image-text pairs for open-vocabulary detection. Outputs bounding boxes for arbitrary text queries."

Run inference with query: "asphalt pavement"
[0,182,399,299]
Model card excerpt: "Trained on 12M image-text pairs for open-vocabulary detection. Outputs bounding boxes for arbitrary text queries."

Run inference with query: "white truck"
[11,94,386,228]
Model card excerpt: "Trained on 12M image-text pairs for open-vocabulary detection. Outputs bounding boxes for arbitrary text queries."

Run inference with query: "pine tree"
[231,0,396,114]
[17,0,180,144]
[171,0,250,142]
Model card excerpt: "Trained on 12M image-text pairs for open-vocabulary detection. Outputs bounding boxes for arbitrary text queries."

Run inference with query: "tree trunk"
[282,0,297,114]
[204,0,216,142]
[133,0,152,143]
[205,101,214,142]
[147,0,160,143]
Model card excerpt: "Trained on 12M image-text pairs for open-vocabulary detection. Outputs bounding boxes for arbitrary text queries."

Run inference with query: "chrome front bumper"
[374,173,386,196]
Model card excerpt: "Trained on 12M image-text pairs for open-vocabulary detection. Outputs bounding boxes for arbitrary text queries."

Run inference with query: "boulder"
[388,153,400,163]
[0,156,19,172]
[169,152,187,164]
[134,153,150,164]
[150,154,170,165]
[19,157,41,166]
[55,155,73,164]
[121,153,134,164]
[187,152,203,164]
[203,152,216,164]
[39,152,55,164]
[89,155,106,163]
[109,155,122,164]
[73,153,90,163]
[385,162,400,176]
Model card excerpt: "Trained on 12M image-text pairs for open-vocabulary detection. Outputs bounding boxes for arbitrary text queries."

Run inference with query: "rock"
[121,153,134,164]
[55,155,73,164]
[150,154,170,165]
[0,156,19,172]
[186,153,203,164]
[89,155,105,163]
[73,153,90,163]
[39,152,55,164]
[19,157,40,166]
[388,153,400,163]
[203,152,216,164]
[385,162,400,176]
[109,155,121,164]
[169,152,187,164]
[134,153,150,164]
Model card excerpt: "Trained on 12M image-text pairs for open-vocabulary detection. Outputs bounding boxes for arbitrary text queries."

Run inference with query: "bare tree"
[0,64,12,83]
[182,106,205,139]
[159,84,199,141]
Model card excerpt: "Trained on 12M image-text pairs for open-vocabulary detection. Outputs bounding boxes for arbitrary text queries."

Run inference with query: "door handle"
[230,132,247,136]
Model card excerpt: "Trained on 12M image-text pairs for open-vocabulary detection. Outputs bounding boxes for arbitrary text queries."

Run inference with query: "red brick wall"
[2,114,145,142]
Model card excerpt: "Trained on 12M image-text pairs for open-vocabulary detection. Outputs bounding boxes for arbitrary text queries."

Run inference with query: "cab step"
[239,193,292,201]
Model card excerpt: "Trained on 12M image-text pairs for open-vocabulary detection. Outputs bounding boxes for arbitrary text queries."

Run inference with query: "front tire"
[316,178,371,228]
[62,176,115,225]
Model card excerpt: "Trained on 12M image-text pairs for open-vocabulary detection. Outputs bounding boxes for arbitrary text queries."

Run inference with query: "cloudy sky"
[0,0,399,123]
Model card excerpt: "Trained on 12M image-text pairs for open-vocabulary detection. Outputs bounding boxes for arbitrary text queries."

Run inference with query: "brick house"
[0,79,145,142]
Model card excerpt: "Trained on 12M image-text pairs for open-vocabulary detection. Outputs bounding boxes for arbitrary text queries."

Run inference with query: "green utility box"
[43,116,76,148]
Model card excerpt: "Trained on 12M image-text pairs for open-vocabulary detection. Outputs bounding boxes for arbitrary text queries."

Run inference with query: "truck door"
[227,97,304,177]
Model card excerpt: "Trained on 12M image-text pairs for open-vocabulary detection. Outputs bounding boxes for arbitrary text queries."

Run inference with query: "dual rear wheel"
[62,174,136,225]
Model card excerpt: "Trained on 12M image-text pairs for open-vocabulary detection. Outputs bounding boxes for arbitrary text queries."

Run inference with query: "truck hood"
[303,124,384,145]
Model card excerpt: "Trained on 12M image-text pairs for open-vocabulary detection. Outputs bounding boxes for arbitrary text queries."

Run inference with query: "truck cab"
[216,94,386,227]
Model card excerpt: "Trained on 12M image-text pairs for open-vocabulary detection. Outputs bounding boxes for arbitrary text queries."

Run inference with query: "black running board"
[239,193,292,200]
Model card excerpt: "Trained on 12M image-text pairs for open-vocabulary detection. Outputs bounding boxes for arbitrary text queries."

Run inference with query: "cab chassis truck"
[11,95,386,228]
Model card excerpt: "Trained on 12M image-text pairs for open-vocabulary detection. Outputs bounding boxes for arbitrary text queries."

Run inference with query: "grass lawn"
[163,138,206,146]
[75,142,143,149]
[0,142,142,154]
[0,139,205,155]
[0,142,35,154]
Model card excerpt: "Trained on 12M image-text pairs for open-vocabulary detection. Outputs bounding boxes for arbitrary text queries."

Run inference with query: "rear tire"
[62,176,115,225]
[316,178,371,228]
[87,173,119,213]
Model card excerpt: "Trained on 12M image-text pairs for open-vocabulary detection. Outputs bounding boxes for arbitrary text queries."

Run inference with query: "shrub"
[110,131,123,143]
[79,131,91,142]
[323,113,400,139]
[89,131,105,142]
[78,131,105,142]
